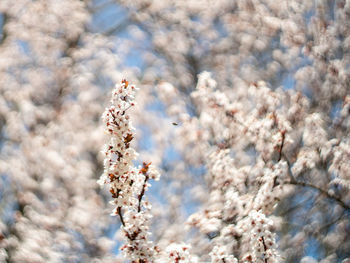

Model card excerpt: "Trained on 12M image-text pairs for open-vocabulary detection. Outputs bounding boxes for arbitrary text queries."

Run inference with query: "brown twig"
[117,207,125,226]
[277,130,286,162]
[261,236,268,263]
[138,162,151,212]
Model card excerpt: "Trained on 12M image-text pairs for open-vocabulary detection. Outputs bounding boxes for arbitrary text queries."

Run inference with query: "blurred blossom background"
[0,0,350,262]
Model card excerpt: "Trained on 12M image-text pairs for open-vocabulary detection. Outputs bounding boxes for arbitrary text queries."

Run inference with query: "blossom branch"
[99,79,160,262]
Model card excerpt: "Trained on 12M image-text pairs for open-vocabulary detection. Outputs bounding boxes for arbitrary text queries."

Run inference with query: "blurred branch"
[0,12,8,45]
[88,0,115,13]
[101,2,151,36]
[278,196,311,217]
[283,156,350,211]
[286,180,350,211]
[103,18,132,35]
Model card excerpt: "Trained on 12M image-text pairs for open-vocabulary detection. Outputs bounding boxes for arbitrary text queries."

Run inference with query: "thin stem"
[261,236,268,263]
[138,162,150,212]
[117,206,125,226]
[277,130,286,162]
[138,175,148,213]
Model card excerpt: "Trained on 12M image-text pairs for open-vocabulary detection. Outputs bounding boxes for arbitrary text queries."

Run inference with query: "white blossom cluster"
[99,80,161,262]
[241,210,279,263]
[187,72,289,262]
[158,243,198,263]
[209,245,238,263]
